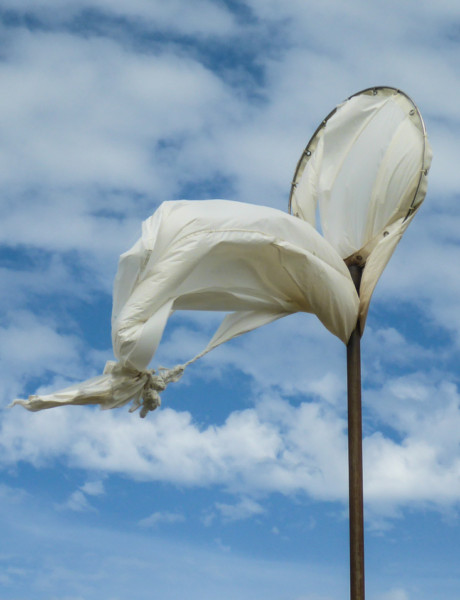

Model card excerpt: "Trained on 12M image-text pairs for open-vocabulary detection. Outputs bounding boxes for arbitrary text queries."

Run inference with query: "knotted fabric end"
[131,365,186,418]
[10,362,186,418]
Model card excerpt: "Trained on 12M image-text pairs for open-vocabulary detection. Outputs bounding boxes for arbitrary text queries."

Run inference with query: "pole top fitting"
[348,264,363,295]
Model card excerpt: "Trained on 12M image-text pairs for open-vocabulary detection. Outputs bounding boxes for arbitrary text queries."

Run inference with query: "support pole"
[347,265,365,600]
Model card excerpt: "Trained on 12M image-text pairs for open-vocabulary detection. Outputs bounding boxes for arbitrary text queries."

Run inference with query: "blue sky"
[0,1,460,598]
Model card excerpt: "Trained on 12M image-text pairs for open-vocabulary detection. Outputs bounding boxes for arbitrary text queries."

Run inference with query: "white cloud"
[364,373,460,511]
[157,312,347,403]
[0,480,347,600]
[57,489,95,512]
[367,211,460,346]
[80,479,105,496]
[0,252,95,310]
[0,306,115,417]
[0,5,459,600]
[0,312,80,367]
[1,0,457,307]
[0,310,93,407]
[215,497,265,522]
[49,480,104,513]
[3,361,460,521]
[138,510,185,527]
[294,596,336,600]
[376,589,410,600]
[0,0,239,37]
[1,395,344,497]
[0,0,457,217]
[0,29,235,194]
[1,0,460,549]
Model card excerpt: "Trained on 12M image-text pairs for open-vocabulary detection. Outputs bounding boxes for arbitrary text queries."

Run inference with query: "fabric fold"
[11,361,187,418]
[289,87,431,325]
[13,200,360,417]
[13,88,431,418]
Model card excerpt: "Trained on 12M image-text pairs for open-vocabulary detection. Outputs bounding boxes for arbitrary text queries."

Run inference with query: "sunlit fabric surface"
[13,87,431,417]
[13,200,360,416]
[290,88,432,329]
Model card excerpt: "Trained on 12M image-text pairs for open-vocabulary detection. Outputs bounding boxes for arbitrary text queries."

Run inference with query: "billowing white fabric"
[13,200,360,417]
[13,87,431,417]
[290,88,432,329]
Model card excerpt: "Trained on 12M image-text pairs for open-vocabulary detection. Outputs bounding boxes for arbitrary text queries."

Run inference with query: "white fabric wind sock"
[290,87,432,330]
[13,87,431,417]
[12,200,360,417]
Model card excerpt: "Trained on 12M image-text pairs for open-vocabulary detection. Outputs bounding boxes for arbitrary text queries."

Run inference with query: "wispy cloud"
[55,479,105,512]
[80,479,105,496]
[3,375,460,519]
[57,489,95,512]
[215,497,265,522]
[376,589,410,600]
[138,510,185,528]
[0,1,460,597]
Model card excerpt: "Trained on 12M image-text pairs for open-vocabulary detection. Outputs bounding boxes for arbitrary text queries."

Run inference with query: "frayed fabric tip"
[10,362,186,418]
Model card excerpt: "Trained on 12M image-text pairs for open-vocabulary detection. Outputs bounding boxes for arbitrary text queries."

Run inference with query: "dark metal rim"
[288,86,429,220]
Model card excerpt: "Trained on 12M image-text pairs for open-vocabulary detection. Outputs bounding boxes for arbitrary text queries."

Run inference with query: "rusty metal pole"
[347,264,365,600]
